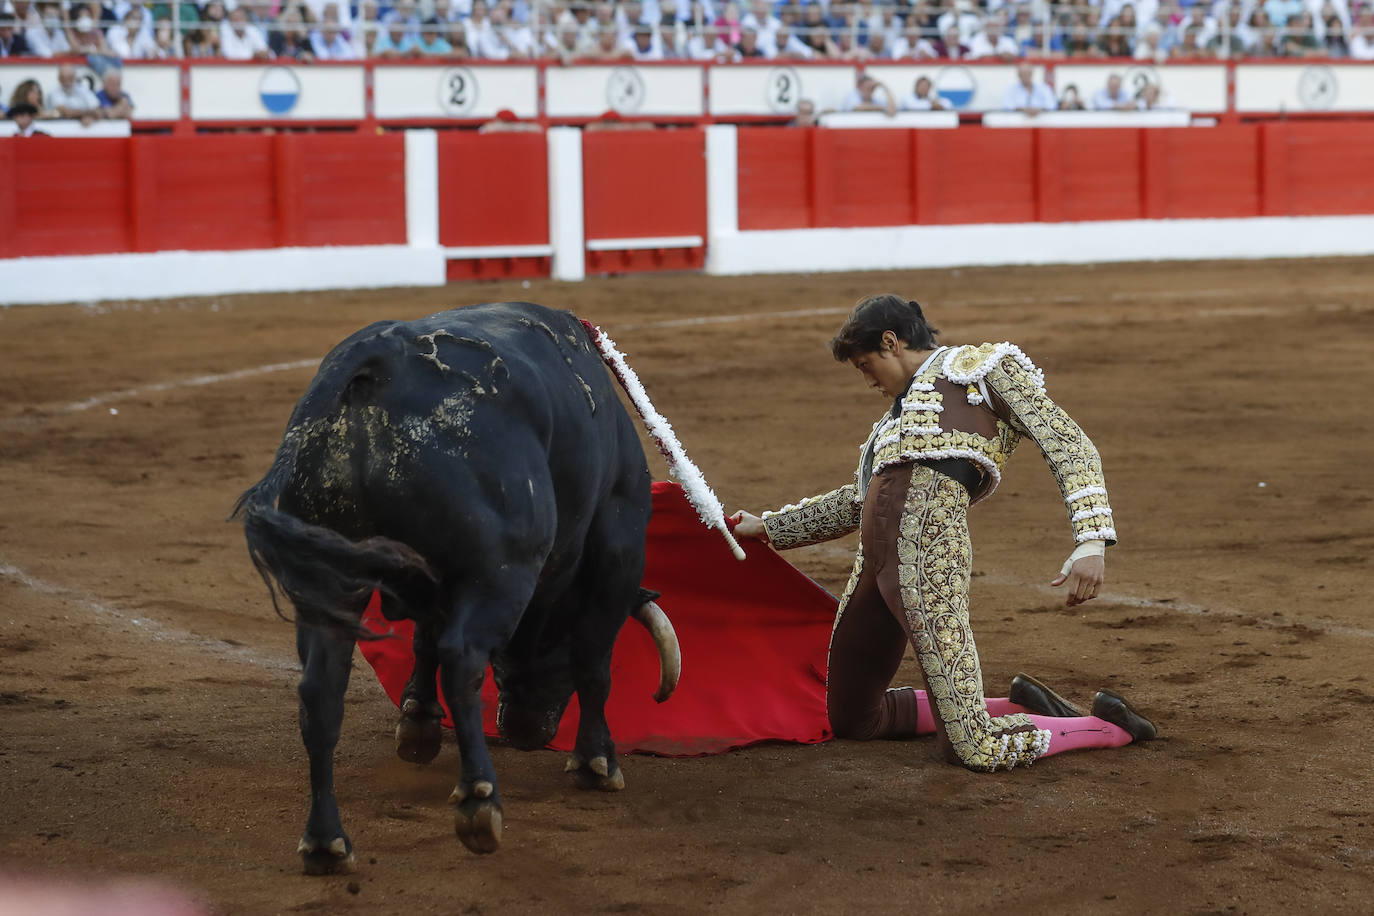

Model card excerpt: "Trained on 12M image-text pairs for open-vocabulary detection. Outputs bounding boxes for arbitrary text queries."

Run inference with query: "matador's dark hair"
[828,294,940,361]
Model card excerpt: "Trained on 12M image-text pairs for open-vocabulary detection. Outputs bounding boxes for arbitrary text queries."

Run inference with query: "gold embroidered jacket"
[762,342,1117,550]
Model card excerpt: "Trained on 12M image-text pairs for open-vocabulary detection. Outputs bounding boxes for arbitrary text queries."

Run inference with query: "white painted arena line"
[59,358,319,414]
[0,561,298,673]
[620,291,1372,332]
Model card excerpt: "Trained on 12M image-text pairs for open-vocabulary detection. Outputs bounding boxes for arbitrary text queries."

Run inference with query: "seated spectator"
[474,0,536,58]
[310,3,359,58]
[892,21,937,58]
[269,3,316,60]
[790,97,817,126]
[1091,72,1135,109]
[7,102,47,135]
[587,22,631,58]
[1173,3,1217,48]
[49,63,100,121]
[839,74,896,116]
[110,6,158,57]
[96,68,134,119]
[1001,60,1056,112]
[1058,83,1086,110]
[969,14,1018,58]
[542,16,582,60]
[1062,17,1096,56]
[65,7,111,54]
[731,25,765,58]
[798,4,834,56]
[1323,14,1349,56]
[1170,23,1209,56]
[1010,4,1040,56]
[863,30,893,60]
[8,79,55,118]
[30,1,73,57]
[1264,0,1303,27]
[934,23,968,58]
[0,15,34,55]
[220,5,271,59]
[183,21,219,56]
[899,75,947,110]
[1136,81,1175,109]
[741,0,780,54]
[937,0,982,46]
[1096,15,1133,55]
[1280,10,1323,55]
[414,16,453,54]
[373,10,416,55]
[1208,4,1247,56]
[1350,6,1374,59]
[772,23,815,59]
[1136,21,1168,60]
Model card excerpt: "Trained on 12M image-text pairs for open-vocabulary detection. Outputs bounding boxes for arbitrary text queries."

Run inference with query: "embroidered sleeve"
[983,352,1117,546]
[761,484,862,550]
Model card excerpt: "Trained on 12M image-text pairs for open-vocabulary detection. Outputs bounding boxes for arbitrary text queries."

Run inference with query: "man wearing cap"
[8,102,47,135]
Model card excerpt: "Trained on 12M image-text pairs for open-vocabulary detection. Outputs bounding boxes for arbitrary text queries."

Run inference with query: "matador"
[733,295,1156,772]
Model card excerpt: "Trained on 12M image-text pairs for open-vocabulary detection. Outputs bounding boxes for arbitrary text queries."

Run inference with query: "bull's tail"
[231,443,435,637]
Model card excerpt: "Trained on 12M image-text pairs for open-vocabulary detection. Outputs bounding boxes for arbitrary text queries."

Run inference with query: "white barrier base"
[706,215,1374,275]
[0,245,446,306]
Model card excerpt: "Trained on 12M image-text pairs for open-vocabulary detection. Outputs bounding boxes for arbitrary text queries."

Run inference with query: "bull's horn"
[631,600,680,703]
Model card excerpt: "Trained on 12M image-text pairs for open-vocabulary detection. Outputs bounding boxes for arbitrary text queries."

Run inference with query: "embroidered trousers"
[826,462,1050,771]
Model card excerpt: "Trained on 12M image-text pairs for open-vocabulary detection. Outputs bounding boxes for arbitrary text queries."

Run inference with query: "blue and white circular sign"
[935,66,976,110]
[259,67,302,115]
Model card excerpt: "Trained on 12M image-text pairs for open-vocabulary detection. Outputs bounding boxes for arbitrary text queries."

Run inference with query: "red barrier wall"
[737,122,1374,231]
[0,134,405,260]
[438,132,548,248]
[582,128,706,273]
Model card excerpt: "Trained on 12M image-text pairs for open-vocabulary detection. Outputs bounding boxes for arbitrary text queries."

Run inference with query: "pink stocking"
[1027,714,1132,756]
[907,690,1132,754]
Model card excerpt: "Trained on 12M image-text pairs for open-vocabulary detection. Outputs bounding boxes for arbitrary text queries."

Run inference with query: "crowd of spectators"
[0,0,1372,64]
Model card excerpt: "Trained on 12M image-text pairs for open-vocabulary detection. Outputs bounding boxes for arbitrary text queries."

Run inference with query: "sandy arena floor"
[1,260,1372,915]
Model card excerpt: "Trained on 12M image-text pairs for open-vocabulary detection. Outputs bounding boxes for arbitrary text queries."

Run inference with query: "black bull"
[233,302,681,871]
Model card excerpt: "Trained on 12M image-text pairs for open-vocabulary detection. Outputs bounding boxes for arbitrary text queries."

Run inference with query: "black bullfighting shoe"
[1091,689,1158,742]
[1009,672,1084,718]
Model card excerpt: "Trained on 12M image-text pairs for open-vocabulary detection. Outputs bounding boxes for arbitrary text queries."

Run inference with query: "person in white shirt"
[937,0,985,46]
[1001,60,1056,112]
[219,5,272,59]
[48,63,100,120]
[899,75,948,110]
[1134,21,1167,61]
[473,0,535,58]
[310,4,359,58]
[23,0,71,57]
[968,16,1019,58]
[891,21,938,58]
[1350,6,1374,58]
[1135,81,1175,109]
[1091,73,1136,110]
[840,74,897,116]
[739,0,780,53]
[109,7,158,57]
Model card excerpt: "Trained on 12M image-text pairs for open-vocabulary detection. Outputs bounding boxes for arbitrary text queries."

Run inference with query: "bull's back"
[278,302,645,570]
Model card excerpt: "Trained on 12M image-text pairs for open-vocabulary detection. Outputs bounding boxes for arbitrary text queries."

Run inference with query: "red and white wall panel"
[6,119,1374,305]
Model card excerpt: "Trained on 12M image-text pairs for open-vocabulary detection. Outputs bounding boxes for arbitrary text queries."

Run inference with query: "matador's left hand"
[1051,555,1104,607]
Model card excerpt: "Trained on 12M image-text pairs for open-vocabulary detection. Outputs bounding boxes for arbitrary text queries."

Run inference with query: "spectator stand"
[5,59,1374,134]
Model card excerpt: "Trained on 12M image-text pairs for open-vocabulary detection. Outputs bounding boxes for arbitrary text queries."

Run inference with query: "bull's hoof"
[298,834,355,876]
[566,754,625,792]
[395,716,442,765]
[453,800,503,854]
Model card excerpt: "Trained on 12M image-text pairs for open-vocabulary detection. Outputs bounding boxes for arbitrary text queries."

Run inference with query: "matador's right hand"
[729,511,769,543]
